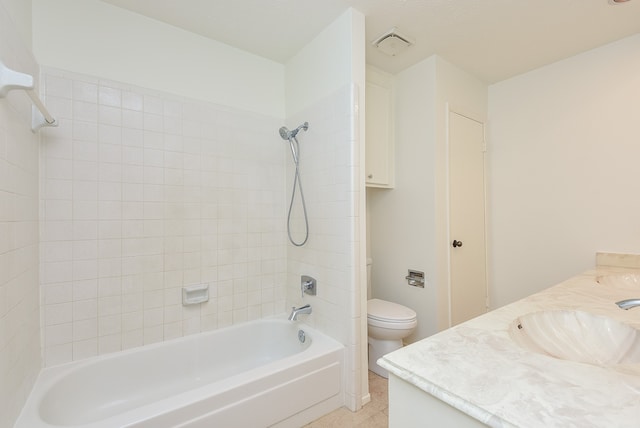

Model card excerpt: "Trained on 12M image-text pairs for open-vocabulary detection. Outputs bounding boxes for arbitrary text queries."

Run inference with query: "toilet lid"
[367,299,417,323]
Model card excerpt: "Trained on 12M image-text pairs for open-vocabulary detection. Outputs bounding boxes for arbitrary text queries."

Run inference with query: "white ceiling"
[100,0,640,83]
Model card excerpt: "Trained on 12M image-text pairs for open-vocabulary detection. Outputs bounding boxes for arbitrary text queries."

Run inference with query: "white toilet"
[366,259,417,378]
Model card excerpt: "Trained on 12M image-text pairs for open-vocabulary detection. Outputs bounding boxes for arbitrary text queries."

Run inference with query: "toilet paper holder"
[405,270,425,288]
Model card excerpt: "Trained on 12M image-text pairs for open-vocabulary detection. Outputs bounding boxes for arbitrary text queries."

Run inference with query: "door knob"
[452,240,463,248]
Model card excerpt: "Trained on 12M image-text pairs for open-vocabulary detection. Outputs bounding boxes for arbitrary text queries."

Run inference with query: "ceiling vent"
[372,27,414,56]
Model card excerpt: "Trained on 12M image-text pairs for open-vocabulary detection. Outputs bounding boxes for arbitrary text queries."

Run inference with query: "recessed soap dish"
[182,283,209,305]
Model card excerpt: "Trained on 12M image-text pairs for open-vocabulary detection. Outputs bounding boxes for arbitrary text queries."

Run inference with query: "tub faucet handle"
[301,275,316,297]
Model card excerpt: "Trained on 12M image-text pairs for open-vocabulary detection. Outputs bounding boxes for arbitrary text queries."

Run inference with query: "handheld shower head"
[279,122,309,141]
[279,126,291,140]
[276,122,310,247]
[278,122,308,165]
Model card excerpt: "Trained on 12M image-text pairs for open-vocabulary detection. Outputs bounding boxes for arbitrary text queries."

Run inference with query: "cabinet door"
[365,69,394,188]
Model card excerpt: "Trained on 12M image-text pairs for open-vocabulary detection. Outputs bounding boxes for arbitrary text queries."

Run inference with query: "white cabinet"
[365,66,394,188]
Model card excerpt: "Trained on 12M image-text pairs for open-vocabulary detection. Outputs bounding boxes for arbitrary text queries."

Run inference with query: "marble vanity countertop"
[378,266,640,428]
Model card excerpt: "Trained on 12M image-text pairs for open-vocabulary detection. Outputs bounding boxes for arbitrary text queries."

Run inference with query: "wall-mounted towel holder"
[0,60,57,132]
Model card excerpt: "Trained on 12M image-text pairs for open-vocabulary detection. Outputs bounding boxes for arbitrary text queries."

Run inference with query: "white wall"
[1,0,31,48]
[488,34,640,308]
[0,1,41,426]
[368,55,487,339]
[32,0,285,118]
[368,57,437,341]
[285,9,363,118]
[284,8,366,411]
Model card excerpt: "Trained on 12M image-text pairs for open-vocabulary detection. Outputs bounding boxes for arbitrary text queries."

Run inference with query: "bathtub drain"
[298,329,306,343]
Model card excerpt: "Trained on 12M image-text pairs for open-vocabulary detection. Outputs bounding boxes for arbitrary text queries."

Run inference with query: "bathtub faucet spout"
[288,304,312,321]
[616,298,640,310]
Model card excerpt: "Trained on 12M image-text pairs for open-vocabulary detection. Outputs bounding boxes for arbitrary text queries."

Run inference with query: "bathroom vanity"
[379,253,640,427]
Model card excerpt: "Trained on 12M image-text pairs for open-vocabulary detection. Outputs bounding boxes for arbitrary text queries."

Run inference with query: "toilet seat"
[367,299,417,326]
[367,316,417,330]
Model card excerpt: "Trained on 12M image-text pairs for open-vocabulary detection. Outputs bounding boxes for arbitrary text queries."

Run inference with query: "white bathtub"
[16,319,344,428]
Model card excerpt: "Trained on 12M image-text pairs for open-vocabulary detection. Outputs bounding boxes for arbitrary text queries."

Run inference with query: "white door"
[449,111,487,326]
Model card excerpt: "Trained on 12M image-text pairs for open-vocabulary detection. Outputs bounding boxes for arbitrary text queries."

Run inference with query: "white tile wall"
[40,68,287,366]
[0,3,42,426]
[285,84,362,409]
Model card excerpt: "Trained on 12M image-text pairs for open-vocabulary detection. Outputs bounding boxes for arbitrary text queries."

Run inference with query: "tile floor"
[304,371,389,428]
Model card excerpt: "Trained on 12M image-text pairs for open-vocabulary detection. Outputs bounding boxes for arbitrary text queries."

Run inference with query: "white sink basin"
[509,310,640,366]
[596,273,640,289]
